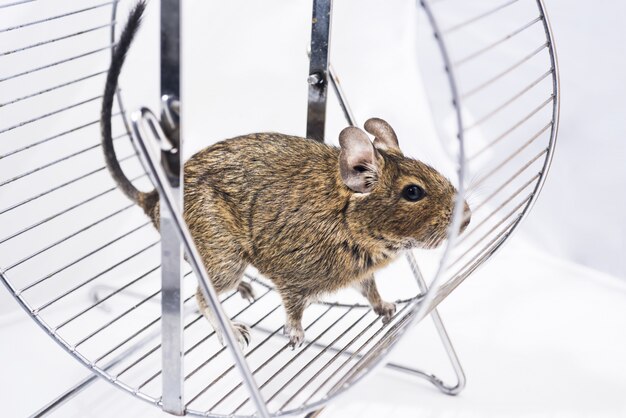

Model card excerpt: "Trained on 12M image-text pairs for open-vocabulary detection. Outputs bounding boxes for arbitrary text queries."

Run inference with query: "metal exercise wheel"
[0,0,558,417]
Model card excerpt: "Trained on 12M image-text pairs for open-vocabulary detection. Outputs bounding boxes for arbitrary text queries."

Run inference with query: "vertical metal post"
[131,109,272,418]
[160,0,184,414]
[306,0,332,142]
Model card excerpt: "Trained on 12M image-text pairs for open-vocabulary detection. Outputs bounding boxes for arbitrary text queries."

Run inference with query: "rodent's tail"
[101,0,157,215]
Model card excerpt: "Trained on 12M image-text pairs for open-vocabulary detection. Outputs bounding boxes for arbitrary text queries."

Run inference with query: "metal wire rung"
[473,170,540,214]
[5,203,136,272]
[187,306,334,409]
[448,193,533,269]
[461,42,548,99]
[95,283,195,365]
[0,95,103,135]
[74,288,161,349]
[280,313,382,410]
[1,22,116,56]
[265,310,371,407]
[459,174,539,245]
[138,289,274,391]
[184,301,281,383]
[115,290,240,381]
[427,222,520,319]
[469,95,553,161]
[0,132,130,188]
[0,1,118,33]
[230,308,356,414]
[0,44,114,83]
[453,16,543,67]
[464,70,552,132]
[54,265,161,331]
[308,303,414,403]
[185,331,269,406]
[447,213,523,282]
[0,70,108,108]
[113,309,198,381]
[33,241,159,313]
[0,169,143,246]
[473,123,551,187]
[0,152,133,216]
[0,112,123,160]
[0,0,36,9]
[18,222,151,294]
[442,0,520,35]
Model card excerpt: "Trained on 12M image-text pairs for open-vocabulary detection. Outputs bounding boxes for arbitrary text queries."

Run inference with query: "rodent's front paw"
[285,324,304,349]
[374,301,396,325]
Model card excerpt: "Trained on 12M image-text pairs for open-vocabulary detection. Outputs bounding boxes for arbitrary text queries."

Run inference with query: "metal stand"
[0,0,560,416]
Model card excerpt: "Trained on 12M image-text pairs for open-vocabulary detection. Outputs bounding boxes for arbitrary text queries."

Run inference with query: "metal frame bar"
[305,0,332,142]
[159,0,185,414]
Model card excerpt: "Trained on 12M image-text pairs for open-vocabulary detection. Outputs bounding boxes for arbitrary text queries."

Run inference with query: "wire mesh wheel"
[0,0,558,417]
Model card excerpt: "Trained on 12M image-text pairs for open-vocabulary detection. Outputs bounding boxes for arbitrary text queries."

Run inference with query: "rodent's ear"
[364,118,402,154]
[339,127,379,193]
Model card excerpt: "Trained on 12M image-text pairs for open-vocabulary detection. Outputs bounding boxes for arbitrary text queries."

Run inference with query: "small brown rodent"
[101,2,471,348]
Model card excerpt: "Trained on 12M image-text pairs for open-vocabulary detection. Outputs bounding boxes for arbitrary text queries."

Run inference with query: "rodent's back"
[183,134,351,277]
[185,134,342,211]
[186,133,339,193]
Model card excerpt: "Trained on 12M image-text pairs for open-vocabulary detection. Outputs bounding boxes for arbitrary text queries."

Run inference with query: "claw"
[374,301,396,325]
[233,322,251,350]
[214,322,251,351]
[286,324,304,349]
[237,281,256,303]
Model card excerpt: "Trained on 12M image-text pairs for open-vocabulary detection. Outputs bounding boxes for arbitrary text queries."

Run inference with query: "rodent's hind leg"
[355,275,396,324]
[280,293,307,349]
[193,251,251,349]
[195,286,251,349]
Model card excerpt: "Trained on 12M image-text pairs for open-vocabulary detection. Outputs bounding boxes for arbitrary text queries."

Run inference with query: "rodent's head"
[339,118,471,250]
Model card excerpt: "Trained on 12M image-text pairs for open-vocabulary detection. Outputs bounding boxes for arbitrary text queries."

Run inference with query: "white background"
[521,0,626,279]
[1,0,625,417]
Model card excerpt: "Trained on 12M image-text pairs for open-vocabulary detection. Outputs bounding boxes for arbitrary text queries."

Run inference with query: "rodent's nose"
[460,201,471,233]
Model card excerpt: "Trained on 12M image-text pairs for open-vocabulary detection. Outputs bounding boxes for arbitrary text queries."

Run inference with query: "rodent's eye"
[402,185,426,202]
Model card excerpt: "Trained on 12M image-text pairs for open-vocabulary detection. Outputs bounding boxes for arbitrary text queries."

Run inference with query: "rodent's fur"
[101,1,470,348]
